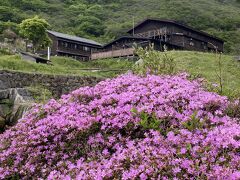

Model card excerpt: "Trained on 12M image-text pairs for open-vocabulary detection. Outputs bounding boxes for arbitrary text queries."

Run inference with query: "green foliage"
[138,112,162,131]
[133,46,176,75]
[26,85,52,103]
[0,55,133,77]
[0,6,23,22]
[169,51,240,98]
[182,112,204,131]
[75,16,105,37]
[19,16,51,51]
[0,48,14,55]
[0,21,19,35]
[67,2,106,38]
[86,58,133,69]
[1,0,240,52]
[0,50,240,98]
[132,108,172,136]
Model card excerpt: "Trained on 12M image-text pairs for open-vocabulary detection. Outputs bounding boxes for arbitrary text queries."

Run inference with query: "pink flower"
[0,73,239,179]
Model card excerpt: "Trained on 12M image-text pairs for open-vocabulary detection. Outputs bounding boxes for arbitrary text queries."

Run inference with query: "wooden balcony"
[57,46,91,56]
[91,48,135,60]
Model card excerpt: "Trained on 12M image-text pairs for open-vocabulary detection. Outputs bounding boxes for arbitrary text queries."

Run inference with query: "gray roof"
[47,30,102,46]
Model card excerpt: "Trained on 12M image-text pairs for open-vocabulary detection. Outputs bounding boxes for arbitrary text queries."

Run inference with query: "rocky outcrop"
[0,88,33,132]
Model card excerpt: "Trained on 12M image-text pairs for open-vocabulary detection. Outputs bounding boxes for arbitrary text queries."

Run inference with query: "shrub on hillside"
[0,47,14,55]
[133,46,176,75]
[26,85,53,103]
[0,73,240,179]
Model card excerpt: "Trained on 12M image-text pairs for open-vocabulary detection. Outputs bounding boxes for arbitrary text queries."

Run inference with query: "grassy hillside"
[0,51,239,97]
[0,0,240,53]
[171,51,240,98]
[0,55,132,77]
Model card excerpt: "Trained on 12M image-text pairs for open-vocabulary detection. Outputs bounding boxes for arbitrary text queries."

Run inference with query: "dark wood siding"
[39,32,102,61]
[92,19,224,60]
[128,20,224,52]
[57,39,92,56]
[48,33,58,55]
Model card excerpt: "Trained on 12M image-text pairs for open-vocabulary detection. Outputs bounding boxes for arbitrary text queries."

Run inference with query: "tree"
[75,16,105,37]
[0,21,18,34]
[19,16,51,52]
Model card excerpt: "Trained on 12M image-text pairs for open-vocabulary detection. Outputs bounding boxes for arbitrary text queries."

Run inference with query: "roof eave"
[47,30,102,47]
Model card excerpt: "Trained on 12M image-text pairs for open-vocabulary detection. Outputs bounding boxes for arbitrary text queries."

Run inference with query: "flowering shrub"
[0,73,240,179]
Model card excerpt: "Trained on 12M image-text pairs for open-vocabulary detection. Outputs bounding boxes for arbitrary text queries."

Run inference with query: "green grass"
[0,51,239,98]
[26,85,53,103]
[170,51,240,98]
[0,55,133,78]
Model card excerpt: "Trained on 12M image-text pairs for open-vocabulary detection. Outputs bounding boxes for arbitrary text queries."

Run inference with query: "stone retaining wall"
[0,88,33,131]
[0,70,104,98]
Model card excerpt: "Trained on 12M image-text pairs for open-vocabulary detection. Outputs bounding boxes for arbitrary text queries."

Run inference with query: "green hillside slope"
[0,51,239,97]
[0,55,132,77]
[172,51,240,97]
[0,0,240,53]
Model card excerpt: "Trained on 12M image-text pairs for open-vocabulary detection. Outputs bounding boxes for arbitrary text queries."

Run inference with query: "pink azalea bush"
[0,73,240,179]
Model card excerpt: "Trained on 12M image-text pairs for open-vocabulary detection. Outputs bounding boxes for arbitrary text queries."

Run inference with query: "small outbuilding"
[20,52,51,64]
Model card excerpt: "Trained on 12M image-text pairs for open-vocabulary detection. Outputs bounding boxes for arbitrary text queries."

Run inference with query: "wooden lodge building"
[39,19,224,61]
[91,19,224,60]
[39,30,102,61]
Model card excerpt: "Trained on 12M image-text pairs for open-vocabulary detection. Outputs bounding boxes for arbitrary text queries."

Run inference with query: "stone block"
[0,89,9,99]
[0,80,9,90]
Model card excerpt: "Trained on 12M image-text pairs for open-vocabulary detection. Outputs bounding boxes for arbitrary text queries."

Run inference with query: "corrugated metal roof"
[47,30,102,46]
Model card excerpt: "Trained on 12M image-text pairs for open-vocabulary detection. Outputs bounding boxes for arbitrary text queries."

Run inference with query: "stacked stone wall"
[0,70,103,98]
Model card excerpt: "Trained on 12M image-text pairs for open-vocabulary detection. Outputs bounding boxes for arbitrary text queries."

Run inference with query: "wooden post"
[47,47,51,60]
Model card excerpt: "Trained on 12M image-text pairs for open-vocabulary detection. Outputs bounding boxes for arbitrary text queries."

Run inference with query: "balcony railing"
[91,48,135,60]
[57,46,90,56]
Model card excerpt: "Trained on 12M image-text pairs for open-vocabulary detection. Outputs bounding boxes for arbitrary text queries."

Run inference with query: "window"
[83,46,90,52]
[78,45,83,50]
[65,42,68,48]
[74,44,77,49]
[189,39,194,46]
[59,41,65,47]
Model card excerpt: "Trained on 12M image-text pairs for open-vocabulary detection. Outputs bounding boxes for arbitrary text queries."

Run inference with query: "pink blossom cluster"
[0,73,240,179]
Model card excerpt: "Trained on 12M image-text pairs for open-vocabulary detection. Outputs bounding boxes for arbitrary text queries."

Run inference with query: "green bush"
[133,46,176,75]
[131,108,172,136]
[0,48,14,55]
[26,85,52,103]
[182,112,204,131]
